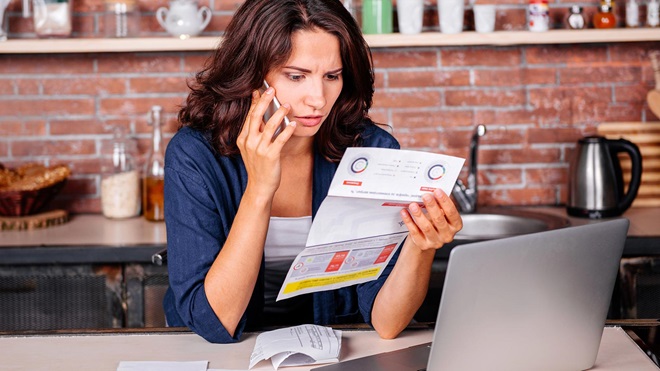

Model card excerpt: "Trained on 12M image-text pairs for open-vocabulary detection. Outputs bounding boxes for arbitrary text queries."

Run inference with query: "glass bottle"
[626,0,640,27]
[101,127,141,219]
[104,0,141,38]
[143,106,165,222]
[593,3,616,28]
[362,0,393,34]
[567,5,585,29]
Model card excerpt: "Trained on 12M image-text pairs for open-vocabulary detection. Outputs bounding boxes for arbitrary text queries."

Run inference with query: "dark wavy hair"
[178,0,375,162]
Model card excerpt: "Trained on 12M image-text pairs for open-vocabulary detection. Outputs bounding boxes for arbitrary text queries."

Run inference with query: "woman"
[163,0,462,344]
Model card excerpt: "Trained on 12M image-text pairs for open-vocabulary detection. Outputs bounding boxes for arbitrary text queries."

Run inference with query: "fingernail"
[283,103,290,109]
[422,194,433,203]
[265,87,274,94]
[288,121,296,127]
[409,203,419,212]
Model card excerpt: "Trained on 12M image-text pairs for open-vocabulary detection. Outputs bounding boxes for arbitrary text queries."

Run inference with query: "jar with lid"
[33,0,73,38]
[527,0,549,32]
[143,106,165,222]
[101,127,141,219]
[593,3,616,28]
[104,0,140,38]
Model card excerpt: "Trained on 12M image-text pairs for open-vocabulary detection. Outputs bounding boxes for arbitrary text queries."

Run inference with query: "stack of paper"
[249,324,342,370]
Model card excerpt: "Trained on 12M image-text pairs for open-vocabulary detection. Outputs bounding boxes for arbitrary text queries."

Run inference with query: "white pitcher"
[156,0,212,39]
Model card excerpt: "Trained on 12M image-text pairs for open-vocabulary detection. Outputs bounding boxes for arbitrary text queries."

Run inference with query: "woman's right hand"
[236,87,296,199]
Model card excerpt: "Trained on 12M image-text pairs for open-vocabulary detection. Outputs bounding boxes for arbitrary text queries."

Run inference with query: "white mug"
[474,4,496,33]
[438,0,465,34]
[397,0,424,34]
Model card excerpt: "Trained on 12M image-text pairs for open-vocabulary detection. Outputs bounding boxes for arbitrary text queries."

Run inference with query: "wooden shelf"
[0,29,658,54]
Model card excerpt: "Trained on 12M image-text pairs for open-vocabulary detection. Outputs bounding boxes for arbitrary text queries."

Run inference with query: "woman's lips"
[295,116,323,127]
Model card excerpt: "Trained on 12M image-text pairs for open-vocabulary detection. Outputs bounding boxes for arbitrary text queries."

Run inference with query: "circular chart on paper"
[426,163,447,181]
[350,157,369,174]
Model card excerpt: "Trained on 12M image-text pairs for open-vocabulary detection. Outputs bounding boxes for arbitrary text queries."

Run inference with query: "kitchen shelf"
[0,29,659,54]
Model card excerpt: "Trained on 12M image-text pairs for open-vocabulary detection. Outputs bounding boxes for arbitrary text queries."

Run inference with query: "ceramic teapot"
[156,0,211,38]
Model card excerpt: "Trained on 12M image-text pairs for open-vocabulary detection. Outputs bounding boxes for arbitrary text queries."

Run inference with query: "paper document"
[277,147,465,301]
[249,324,342,370]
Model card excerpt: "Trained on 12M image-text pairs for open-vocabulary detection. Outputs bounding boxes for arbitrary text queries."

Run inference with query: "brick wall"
[1,0,659,214]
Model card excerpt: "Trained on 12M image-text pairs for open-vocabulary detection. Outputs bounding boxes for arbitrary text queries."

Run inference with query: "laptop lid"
[427,218,629,371]
[313,218,629,371]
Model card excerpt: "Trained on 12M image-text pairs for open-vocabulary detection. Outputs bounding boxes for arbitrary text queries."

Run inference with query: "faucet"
[451,124,487,214]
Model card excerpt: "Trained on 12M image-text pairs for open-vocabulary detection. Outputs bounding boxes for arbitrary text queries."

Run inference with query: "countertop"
[0,326,656,371]
[0,207,657,264]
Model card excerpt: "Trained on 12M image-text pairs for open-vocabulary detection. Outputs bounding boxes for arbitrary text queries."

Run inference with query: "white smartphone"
[262,80,290,138]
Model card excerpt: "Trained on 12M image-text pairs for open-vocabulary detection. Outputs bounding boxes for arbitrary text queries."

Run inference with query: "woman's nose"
[303,83,326,110]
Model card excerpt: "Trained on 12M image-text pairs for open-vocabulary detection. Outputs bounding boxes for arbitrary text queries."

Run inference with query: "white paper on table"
[117,360,208,371]
[248,324,342,370]
[277,148,465,301]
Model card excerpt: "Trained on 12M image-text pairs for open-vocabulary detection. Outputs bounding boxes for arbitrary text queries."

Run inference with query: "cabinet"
[0,215,167,331]
[0,261,168,331]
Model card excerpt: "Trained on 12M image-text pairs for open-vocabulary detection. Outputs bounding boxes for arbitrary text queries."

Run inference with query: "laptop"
[313,218,629,371]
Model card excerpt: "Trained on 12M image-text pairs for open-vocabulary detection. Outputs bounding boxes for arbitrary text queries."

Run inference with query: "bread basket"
[0,164,70,217]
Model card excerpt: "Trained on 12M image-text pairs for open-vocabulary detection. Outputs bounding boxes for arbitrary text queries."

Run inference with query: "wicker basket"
[0,164,70,217]
[0,179,67,217]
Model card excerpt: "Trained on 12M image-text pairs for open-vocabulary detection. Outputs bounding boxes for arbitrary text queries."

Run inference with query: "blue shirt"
[163,124,401,343]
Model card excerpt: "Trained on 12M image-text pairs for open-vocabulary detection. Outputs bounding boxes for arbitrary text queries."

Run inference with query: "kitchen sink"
[455,208,570,240]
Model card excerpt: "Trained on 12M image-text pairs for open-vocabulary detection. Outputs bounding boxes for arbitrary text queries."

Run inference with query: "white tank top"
[263,216,314,325]
[263,216,312,262]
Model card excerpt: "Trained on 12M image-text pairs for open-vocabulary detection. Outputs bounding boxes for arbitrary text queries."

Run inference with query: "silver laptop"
[313,218,629,371]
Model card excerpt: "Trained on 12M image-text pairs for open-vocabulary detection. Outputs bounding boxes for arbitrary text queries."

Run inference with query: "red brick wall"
[1,1,659,213]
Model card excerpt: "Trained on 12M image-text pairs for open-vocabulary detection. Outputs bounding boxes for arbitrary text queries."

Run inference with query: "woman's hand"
[236,88,296,198]
[400,189,462,251]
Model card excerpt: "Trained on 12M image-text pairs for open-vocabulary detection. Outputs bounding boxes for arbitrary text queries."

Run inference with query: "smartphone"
[262,80,290,138]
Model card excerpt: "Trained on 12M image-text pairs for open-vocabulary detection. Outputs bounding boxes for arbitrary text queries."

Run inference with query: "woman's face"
[265,28,343,138]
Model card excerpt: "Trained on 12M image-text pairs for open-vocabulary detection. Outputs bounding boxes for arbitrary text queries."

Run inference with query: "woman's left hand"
[400,189,462,251]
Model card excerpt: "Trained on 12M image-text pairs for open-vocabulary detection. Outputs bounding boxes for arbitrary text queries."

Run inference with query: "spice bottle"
[101,127,141,219]
[626,0,640,27]
[648,0,660,27]
[593,3,616,28]
[143,106,166,222]
[567,5,585,29]
[362,0,393,34]
[528,0,550,32]
[104,0,140,38]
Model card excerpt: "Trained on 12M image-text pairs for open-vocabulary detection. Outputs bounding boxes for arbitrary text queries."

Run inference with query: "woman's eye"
[288,74,303,82]
[326,74,340,81]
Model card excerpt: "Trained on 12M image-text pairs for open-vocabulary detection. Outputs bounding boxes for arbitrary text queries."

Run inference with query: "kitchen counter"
[0,326,657,371]
[0,215,166,264]
[0,207,657,264]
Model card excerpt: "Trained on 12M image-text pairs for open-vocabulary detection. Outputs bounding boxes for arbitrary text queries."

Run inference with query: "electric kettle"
[567,136,642,219]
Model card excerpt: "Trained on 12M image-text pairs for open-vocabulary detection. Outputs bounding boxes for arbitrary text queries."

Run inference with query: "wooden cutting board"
[0,209,69,231]
[597,122,660,207]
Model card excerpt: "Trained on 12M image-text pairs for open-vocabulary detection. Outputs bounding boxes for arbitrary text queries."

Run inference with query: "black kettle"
[567,136,642,219]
